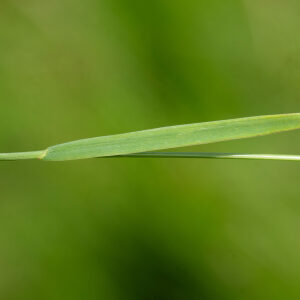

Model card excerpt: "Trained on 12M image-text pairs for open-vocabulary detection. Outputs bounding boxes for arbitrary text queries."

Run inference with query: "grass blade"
[43,113,300,161]
[1,113,300,161]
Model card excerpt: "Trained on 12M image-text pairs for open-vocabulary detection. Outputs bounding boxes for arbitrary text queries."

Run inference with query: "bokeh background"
[1,0,300,299]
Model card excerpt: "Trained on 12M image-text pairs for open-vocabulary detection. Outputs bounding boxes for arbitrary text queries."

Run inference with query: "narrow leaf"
[1,113,300,161]
[41,113,300,161]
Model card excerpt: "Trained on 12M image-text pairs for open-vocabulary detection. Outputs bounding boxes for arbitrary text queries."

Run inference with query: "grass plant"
[1,113,300,162]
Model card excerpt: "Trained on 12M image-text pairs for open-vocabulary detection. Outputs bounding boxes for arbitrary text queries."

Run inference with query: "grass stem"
[118,152,300,161]
[0,151,45,161]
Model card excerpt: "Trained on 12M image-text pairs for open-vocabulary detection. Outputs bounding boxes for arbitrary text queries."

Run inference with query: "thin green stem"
[118,152,300,161]
[0,150,45,161]
[1,150,300,162]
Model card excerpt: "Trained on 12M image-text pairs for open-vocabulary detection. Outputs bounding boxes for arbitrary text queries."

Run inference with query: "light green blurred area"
[1,0,300,299]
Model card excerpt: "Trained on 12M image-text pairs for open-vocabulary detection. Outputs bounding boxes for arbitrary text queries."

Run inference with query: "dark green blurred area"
[1,0,300,299]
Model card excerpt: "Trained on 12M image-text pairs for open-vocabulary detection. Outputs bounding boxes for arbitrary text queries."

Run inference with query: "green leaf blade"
[43,113,300,161]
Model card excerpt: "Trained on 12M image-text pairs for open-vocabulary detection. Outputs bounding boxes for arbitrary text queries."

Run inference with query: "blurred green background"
[1,0,300,299]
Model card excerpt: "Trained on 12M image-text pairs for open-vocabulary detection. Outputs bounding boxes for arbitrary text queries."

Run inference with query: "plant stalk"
[118,152,300,161]
[1,150,300,162]
[0,151,45,161]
